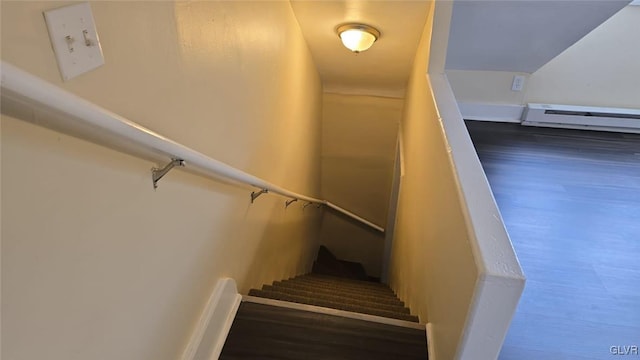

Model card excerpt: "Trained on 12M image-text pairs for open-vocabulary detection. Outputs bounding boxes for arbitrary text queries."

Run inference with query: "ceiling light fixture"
[337,24,380,53]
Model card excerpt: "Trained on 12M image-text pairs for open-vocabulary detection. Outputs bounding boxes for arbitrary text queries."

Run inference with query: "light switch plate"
[511,75,525,92]
[44,2,104,81]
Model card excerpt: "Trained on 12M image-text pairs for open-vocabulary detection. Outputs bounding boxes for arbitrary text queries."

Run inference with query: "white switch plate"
[511,75,525,92]
[44,2,104,81]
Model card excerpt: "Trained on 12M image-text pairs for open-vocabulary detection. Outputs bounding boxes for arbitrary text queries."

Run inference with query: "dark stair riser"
[304,273,388,289]
[271,282,399,305]
[290,278,394,295]
[303,273,392,290]
[268,282,405,307]
[261,285,411,314]
[248,289,419,322]
[265,283,406,308]
[277,278,396,297]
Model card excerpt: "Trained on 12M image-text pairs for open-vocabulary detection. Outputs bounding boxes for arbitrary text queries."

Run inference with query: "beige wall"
[447,70,529,105]
[319,93,401,277]
[447,6,640,110]
[525,5,640,109]
[390,2,478,359]
[1,2,322,360]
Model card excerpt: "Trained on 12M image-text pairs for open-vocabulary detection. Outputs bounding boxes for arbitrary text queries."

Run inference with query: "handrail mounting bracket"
[285,198,298,208]
[152,158,185,189]
[251,189,268,203]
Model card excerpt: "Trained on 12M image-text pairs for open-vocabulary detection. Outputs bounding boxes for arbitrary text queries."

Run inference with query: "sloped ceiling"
[291,0,631,95]
[446,0,630,73]
[290,1,430,98]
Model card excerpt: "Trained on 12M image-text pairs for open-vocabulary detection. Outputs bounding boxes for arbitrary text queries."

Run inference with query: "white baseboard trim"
[523,103,640,134]
[426,323,436,360]
[243,295,425,330]
[457,102,524,123]
[181,278,242,360]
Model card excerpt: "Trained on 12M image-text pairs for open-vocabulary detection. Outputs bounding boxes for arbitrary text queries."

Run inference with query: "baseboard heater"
[523,103,640,134]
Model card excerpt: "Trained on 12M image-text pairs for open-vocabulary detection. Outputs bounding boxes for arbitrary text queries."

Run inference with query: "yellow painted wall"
[390,2,478,359]
[1,2,322,359]
[319,93,401,277]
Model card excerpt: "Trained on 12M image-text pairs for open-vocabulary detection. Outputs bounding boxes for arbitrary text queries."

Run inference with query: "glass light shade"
[337,24,380,53]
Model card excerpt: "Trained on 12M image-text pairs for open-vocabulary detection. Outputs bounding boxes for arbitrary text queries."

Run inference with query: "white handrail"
[0,61,384,233]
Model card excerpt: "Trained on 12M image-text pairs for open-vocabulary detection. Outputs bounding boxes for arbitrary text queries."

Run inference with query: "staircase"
[248,273,418,322]
[219,247,427,359]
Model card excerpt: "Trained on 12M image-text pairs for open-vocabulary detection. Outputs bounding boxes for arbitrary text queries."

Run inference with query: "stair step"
[243,295,424,330]
[267,282,405,307]
[282,275,395,293]
[300,273,392,290]
[304,273,390,289]
[220,302,428,359]
[261,285,410,313]
[248,289,419,322]
[273,279,397,300]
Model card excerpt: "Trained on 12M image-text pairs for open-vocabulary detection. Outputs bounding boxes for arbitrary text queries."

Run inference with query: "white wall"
[392,1,525,359]
[525,5,640,109]
[429,73,526,360]
[446,70,528,121]
[447,5,639,119]
[445,0,629,73]
[1,2,322,360]
[447,70,528,105]
[319,93,401,277]
[389,2,478,359]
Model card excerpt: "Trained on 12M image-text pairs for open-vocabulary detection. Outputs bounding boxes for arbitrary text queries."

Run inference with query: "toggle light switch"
[64,35,75,53]
[44,2,104,81]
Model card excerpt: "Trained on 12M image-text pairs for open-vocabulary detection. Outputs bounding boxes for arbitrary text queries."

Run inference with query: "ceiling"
[290,1,431,98]
[446,0,630,73]
[291,0,630,96]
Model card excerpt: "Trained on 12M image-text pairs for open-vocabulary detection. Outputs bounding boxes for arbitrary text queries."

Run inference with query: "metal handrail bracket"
[285,198,298,208]
[152,158,185,189]
[250,189,268,203]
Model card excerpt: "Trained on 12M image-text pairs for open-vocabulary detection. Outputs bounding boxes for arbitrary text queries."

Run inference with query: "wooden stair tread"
[259,285,411,314]
[264,283,406,307]
[247,260,419,324]
[300,274,393,290]
[271,280,402,303]
[248,288,418,322]
[220,302,428,359]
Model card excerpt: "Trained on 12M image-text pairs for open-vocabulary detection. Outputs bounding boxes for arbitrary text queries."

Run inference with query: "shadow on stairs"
[220,246,428,359]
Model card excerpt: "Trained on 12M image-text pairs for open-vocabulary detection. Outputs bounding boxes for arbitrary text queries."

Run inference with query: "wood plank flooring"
[219,302,428,359]
[466,121,640,360]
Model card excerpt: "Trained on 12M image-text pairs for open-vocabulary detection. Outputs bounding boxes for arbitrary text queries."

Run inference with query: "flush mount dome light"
[337,24,380,53]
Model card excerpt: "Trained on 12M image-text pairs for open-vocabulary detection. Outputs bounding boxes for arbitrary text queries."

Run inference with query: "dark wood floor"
[466,121,640,360]
[220,302,428,359]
